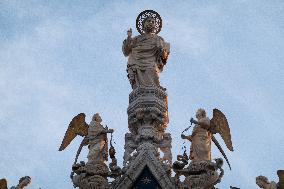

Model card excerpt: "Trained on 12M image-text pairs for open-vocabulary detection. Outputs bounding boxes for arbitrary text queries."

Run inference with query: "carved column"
[126,86,172,161]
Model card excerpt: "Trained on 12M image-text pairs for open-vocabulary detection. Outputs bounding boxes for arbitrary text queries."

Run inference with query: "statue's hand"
[190,118,197,125]
[161,49,169,60]
[127,28,132,38]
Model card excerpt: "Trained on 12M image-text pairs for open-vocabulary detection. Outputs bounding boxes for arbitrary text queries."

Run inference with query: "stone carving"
[278,170,284,189]
[127,86,168,142]
[256,170,284,189]
[122,10,170,89]
[109,142,122,179]
[0,178,8,189]
[87,113,113,164]
[158,133,173,164]
[174,158,224,189]
[173,108,234,189]
[59,113,113,164]
[182,108,233,169]
[256,176,277,189]
[113,144,175,189]
[123,132,138,166]
[10,176,31,189]
[59,113,114,189]
[173,150,189,171]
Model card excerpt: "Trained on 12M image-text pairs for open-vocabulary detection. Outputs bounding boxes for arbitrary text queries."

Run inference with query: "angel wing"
[0,178,7,189]
[211,109,233,151]
[59,113,89,151]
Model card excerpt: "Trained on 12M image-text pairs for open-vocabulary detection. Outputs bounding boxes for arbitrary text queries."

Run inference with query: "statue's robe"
[87,121,108,163]
[190,117,212,161]
[122,33,169,88]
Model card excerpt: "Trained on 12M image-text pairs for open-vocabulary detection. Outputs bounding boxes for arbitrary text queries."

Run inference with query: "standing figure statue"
[122,10,170,89]
[59,113,113,164]
[10,176,31,189]
[59,113,114,189]
[256,170,284,189]
[256,176,277,189]
[181,108,234,169]
[182,108,212,161]
[87,113,113,164]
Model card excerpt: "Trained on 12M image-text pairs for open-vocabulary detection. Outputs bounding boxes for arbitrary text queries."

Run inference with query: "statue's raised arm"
[122,10,170,89]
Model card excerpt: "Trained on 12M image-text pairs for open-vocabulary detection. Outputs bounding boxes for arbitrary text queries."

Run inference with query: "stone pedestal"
[125,86,172,164]
[128,87,168,135]
[174,159,224,189]
[71,161,110,189]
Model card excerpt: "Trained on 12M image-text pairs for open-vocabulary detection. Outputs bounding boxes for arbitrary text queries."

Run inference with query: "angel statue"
[256,176,277,189]
[10,176,31,189]
[181,108,234,169]
[122,10,170,89]
[59,113,113,164]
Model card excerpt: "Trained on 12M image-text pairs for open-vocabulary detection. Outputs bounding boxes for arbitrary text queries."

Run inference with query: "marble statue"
[173,108,234,189]
[256,170,284,189]
[256,176,277,189]
[122,11,170,89]
[0,179,8,189]
[182,108,234,169]
[59,113,113,164]
[59,113,113,189]
[182,108,212,161]
[10,176,31,189]
[87,113,113,164]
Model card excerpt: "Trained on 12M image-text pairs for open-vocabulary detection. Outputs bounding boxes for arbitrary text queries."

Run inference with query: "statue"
[122,10,170,89]
[59,113,113,164]
[0,179,8,189]
[174,108,233,189]
[256,170,284,189]
[158,133,173,164]
[256,176,277,189]
[59,113,114,189]
[10,176,31,189]
[181,108,234,169]
[87,113,113,163]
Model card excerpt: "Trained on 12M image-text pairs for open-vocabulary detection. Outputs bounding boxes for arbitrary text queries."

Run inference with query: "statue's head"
[92,113,102,123]
[18,176,31,188]
[196,108,206,120]
[136,10,162,34]
[256,176,269,188]
[142,17,156,34]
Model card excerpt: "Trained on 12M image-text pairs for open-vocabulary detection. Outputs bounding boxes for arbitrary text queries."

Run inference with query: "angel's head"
[92,113,102,123]
[18,176,31,188]
[196,108,206,120]
[256,176,269,188]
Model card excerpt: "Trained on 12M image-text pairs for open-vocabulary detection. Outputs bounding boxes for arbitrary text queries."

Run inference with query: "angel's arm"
[190,117,211,130]
[181,134,192,142]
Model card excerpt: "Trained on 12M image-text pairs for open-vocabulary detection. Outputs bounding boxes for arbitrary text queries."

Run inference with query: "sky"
[0,1,283,188]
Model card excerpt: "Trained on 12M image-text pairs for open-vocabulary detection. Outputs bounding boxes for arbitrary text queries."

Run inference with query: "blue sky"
[0,1,283,188]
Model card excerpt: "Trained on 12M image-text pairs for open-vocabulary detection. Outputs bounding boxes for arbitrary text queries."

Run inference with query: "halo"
[136,10,162,34]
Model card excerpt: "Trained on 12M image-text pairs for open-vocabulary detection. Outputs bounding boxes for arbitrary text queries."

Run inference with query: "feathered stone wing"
[211,109,233,151]
[59,113,88,151]
[0,178,7,189]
